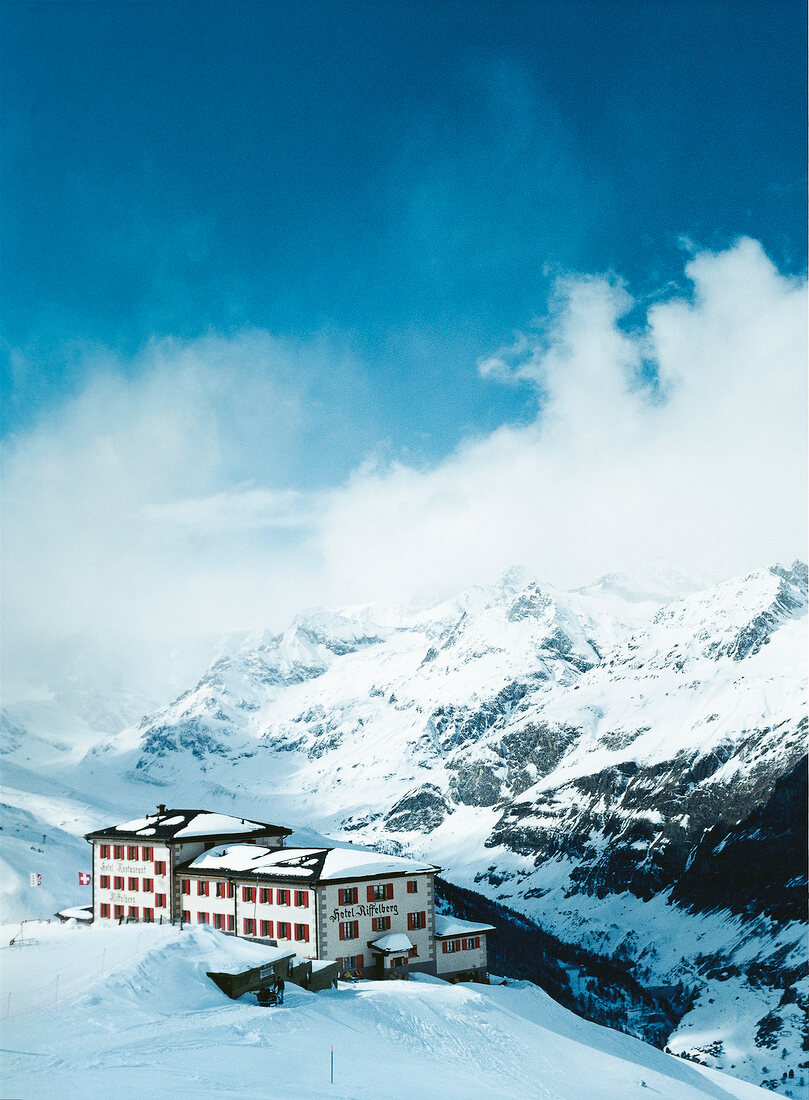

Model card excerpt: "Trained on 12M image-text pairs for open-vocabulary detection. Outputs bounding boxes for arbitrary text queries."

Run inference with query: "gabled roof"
[177,843,440,883]
[433,914,495,937]
[369,933,413,954]
[85,809,291,844]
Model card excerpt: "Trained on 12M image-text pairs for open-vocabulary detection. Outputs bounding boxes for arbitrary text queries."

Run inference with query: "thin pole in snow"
[330,1045,333,1085]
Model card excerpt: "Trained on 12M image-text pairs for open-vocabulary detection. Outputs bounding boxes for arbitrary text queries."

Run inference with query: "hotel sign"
[329,902,398,922]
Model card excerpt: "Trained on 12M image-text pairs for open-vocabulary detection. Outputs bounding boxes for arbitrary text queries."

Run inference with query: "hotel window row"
[98,844,158,861]
[100,904,156,921]
[235,886,310,906]
[441,937,481,953]
[99,876,157,891]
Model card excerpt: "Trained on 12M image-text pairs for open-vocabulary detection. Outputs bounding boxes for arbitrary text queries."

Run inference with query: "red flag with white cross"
[78,872,91,886]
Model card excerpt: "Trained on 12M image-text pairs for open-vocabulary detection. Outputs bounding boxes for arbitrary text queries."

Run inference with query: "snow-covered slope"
[3,562,806,1095]
[0,920,780,1099]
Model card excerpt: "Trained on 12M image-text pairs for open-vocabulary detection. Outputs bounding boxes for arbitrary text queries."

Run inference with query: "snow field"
[0,923,777,1099]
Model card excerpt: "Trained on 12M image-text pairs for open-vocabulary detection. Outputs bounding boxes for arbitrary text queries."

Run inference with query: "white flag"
[29,872,42,887]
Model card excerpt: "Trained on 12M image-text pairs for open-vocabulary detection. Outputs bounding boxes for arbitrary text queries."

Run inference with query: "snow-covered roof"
[183,844,439,883]
[56,905,93,922]
[369,933,413,954]
[190,845,324,876]
[319,848,438,881]
[208,946,295,976]
[434,914,495,937]
[86,809,291,843]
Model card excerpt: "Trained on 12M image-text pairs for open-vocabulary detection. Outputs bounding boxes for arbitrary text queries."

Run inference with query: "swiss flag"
[78,872,91,886]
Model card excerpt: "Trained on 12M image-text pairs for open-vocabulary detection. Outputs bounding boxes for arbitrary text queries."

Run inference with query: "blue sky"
[1,1,806,699]
[2,1,806,463]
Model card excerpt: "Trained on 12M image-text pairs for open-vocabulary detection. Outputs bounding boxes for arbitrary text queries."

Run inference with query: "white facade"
[93,841,175,924]
[317,872,436,974]
[180,875,316,951]
[434,915,494,980]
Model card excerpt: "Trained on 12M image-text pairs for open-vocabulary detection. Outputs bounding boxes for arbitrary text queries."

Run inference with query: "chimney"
[156,804,166,815]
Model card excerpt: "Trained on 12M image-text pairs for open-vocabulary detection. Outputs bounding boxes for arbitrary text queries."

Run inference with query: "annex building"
[85,806,494,982]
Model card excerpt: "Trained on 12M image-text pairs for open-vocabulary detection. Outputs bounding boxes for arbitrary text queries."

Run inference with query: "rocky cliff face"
[60,561,809,1094]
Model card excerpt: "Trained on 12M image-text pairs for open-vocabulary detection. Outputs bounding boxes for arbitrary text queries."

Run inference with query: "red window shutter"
[407,912,414,931]
[442,942,448,953]
[182,879,190,895]
[385,884,393,900]
[357,954,364,970]
[338,888,344,905]
[302,890,309,906]
[227,915,234,931]
[367,885,375,902]
[304,926,309,942]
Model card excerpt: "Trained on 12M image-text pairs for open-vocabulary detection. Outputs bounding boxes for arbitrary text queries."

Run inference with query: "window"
[182,879,191,895]
[242,886,256,903]
[155,894,166,908]
[213,913,225,930]
[371,916,391,932]
[128,877,139,891]
[407,880,418,894]
[114,845,124,859]
[339,921,359,941]
[338,887,358,906]
[277,922,291,940]
[227,915,235,932]
[441,939,462,954]
[100,875,110,889]
[114,905,124,920]
[408,946,418,958]
[197,912,209,925]
[259,888,271,904]
[100,844,110,859]
[128,906,139,920]
[407,911,426,931]
[100,903,110,918]
[154,861,167,876]
[197,880,209,897]
[182,910,191,923]
[127,846,139,860]
[143,908,154,922]
[337,954,364,971]
[142,877,154,892]
[367,884,393,902]
[260,920,273,937]
[294,890,309,907]
[113,876,124,890]
[141,846,153,861]
[243,918,255,935]
[276,889,290,906]
[294,924,310,942]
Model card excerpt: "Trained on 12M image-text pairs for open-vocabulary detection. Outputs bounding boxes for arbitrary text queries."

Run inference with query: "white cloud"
[318,238,807,603]
[2,238,806,707]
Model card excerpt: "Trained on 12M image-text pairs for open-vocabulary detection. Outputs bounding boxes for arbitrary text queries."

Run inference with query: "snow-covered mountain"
[3,561,806,1095]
